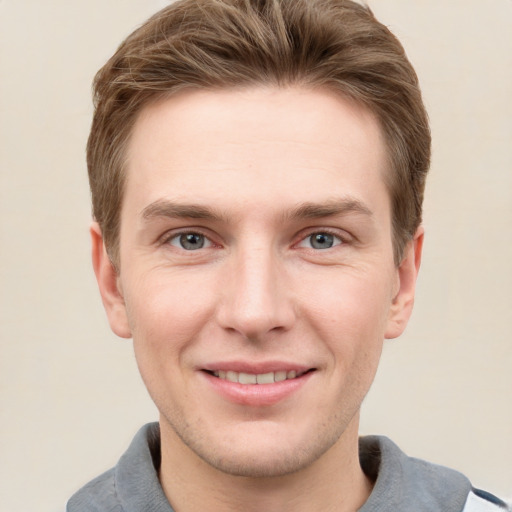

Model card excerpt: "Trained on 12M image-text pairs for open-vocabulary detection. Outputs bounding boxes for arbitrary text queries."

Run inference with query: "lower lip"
[201,371,314,406]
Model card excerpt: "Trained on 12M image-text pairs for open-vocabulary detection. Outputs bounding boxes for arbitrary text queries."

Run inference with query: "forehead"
[124,87,389,218]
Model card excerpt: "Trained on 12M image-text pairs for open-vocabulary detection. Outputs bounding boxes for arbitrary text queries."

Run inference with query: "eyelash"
[160,229,216,250]
[297,230,346,250]
[160,228,349,252]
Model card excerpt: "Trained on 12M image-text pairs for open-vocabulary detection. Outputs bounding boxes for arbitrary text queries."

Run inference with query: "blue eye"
[169,233,211,250]
[299,232,342,250]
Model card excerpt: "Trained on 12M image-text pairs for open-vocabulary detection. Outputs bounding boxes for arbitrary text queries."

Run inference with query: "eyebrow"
[284,197,373,221]
[141,200,226,222]
[140,197,373,223]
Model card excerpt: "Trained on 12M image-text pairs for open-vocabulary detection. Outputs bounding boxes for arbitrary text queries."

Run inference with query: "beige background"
[1,1,511,510]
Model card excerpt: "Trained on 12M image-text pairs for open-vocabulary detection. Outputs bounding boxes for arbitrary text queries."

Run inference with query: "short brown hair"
[88,0,430,267]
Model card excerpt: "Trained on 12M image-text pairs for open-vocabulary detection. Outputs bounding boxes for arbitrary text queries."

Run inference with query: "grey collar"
[114,424,471,512]
[358,435,471,511]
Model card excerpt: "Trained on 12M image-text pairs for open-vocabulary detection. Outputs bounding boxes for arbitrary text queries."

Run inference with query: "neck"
[158,415,373,512]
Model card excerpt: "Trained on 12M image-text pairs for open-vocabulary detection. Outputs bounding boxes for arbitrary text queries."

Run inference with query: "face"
[93,87,421,478]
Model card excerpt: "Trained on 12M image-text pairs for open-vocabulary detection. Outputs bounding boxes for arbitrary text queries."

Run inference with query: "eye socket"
[168,232,212,251]
[299,232,343,250]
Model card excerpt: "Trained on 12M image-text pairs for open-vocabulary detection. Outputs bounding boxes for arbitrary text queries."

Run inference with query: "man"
[67,0,510,510]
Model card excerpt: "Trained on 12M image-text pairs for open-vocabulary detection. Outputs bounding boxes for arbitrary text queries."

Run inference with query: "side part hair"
[88,0,430,267]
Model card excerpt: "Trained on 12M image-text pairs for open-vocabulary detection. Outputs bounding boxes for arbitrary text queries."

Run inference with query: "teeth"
[256,372,274,384]
[239,372,257,384]
[213,370,304,385]
[274,371,287,382]
[226,371,238,383]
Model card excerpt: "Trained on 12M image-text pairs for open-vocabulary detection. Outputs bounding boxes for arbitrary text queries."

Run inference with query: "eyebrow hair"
[285,197,373,221]
[141,200,226,222]
[140,197,373,223]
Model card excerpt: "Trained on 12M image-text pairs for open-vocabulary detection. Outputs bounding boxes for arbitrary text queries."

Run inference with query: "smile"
[210,369,309,385]
[202,366,316,405]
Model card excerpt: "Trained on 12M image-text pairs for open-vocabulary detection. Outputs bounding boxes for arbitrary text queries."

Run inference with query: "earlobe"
[90,222,132,339]
[384,227,424,340]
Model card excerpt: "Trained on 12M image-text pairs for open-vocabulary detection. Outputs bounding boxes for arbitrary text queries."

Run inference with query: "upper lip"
[200,361,315,374]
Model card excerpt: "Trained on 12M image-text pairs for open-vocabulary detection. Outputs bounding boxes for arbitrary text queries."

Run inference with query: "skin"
[92,87,423,512]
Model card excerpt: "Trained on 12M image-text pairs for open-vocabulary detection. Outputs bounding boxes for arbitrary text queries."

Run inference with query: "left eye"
[169,232,212,251]
[299,232,342,250]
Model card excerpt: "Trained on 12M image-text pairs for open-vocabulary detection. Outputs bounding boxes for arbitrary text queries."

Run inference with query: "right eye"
[168,232,212,251]
[297,231,343,250]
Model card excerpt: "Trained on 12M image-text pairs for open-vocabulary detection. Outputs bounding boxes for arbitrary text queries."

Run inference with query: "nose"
[216,243,296,341]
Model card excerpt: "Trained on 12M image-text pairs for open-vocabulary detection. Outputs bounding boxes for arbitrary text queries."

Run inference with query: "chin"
[207,454,311,478]
[173,417,347,479]
[192,442,318,478]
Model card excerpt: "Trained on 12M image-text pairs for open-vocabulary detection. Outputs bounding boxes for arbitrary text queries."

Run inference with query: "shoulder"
[359,435,510,512]
[66,423,169,512]
[66,468,120,512]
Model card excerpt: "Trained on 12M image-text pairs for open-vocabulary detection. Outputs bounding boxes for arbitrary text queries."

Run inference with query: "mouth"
[201,365,316,406]
[204,368,315,385]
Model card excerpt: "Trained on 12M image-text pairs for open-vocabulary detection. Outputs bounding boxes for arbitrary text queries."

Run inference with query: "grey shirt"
[67,423,509,512]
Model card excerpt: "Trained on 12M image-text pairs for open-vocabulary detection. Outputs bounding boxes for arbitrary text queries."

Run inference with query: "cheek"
[299,268,393,366]
[124,270,218,359]
[302,266,394,327]
[124,271,218,410]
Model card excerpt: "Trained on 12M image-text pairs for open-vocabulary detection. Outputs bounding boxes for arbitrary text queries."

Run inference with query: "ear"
[385,226,424,339]
[90,222,132,339]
